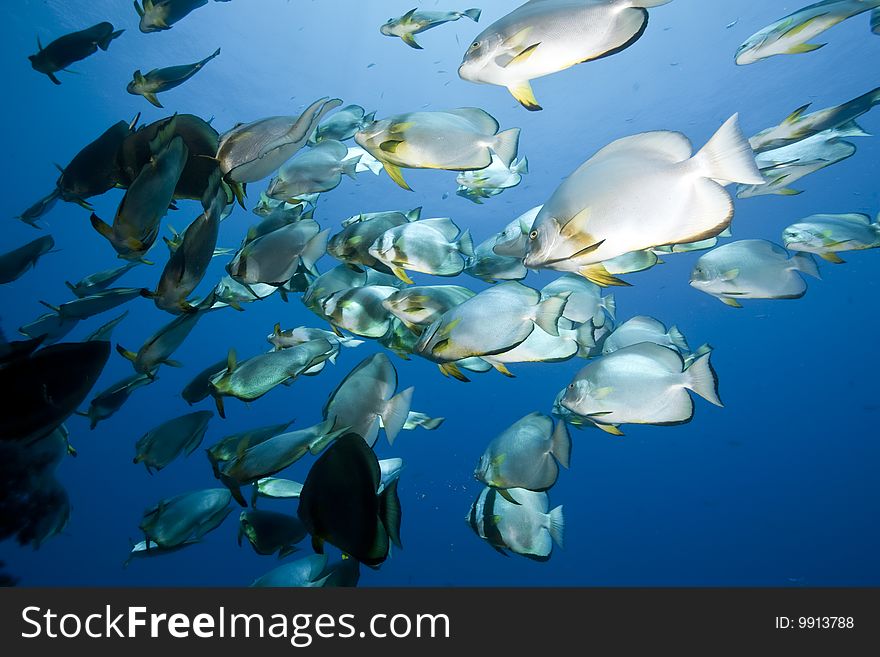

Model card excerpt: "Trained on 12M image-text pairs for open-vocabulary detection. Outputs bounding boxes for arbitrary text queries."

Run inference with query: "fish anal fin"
[507,81,542,111]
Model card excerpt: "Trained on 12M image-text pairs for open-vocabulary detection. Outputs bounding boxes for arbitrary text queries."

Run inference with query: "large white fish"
[735,0,880,65]
[782,213,880,263]
[561,342,722,434]
[689,239,821,307]
[458,0,673,110]
[354,108,520,190]
[523,115,764,286]
[467,487,564,560]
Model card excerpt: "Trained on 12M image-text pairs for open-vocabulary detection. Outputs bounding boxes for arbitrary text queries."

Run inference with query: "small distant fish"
[227,220,328,287]
[464,236,528,283]
[0,236,55,284]
[690,239,821,307]
[216,97,342,185]
[135,0,229,33]
[750,84,880,152]
[139,488,232,548]
[134,410,213,472]
[250,554,330,588]
[735,0,880,65]
[310,104,376,144]
[216,421,345,506]
[90,118,189,261]
[16,190,60,228]
[354,108,520,190]
[783,213,880,263]
[66,262,139,298]
[561,342,722,433]
[267,325,363,356]
[40,287,146,321]
[29,22,124,85]
[251,477,303,506]
[327,208,421,272]
[124,539,199,568]
[602,316,690,356]
[267,140,361,200]
[18,312,79,344]
[117,306,209,374]
[458,0,671,110]
[84,310,129,342]
[127,48,221,108]
[382,285,475,333]
[467,487,563,560]
[206,420,294,477]
[380,8,481,49]
[416,281,567,373]
[322,353,414,446]
[238,510,307,558]
[209,340,336,417]
[738,125,863,198]
[456,155,528,203]
[369,217,475,283]
[321,285,400,338]
[298,433,402,567]
[475,412,571,496]
[80,371,154,429]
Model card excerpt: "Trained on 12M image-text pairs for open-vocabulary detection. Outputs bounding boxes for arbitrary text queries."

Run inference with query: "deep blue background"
[1,0,878,586]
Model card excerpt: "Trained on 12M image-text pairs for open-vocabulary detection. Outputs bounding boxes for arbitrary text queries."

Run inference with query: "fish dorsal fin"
[36,34,44,51]
[134,1,144,18]
[444,108,499,135]
[400,7,418,22]
[621,315,667,334]
[783,103,812,125]
[591,130,693,164]
[226,348,237,372]
[417,217,460,241]
[832,213,872,225]
[273,323,281,336]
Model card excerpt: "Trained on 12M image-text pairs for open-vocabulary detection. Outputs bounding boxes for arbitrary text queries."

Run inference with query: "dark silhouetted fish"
[29,22,124,85]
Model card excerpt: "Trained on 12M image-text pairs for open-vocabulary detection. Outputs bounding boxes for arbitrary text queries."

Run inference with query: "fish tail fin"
[692,113,764,185]
[550,420,572,469]
[206,47,221,62]
[301,228,330,275]
[492,128,521,167]
[684,351,723,407]
[457,229,475,258]
[341,155,361,179]
[378,478,403,549]
[547,505,565,549]
[667,325,690,353]
[513,156,529,175]
[871,8,880,35]
[835,119,871,138]
[99,28,125,51]
[600,293,616,322]
[463,8,482,21]
[381,386,414,446]
[792,252,821,279]
[534,294,567,337]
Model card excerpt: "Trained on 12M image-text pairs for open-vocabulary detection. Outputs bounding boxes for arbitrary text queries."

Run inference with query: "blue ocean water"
[1,0,879,587]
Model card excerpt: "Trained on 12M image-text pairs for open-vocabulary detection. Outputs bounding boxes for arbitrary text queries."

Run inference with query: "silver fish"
[0,235,54,284]
[368,217,475,283]
[127,48,220,108]
[310,104,375,145]
[267,139,360,200]
[381,7,481,49]
[467,487,564,559]
[782,212,880,263]
[139,488,232,548]
[134,410,213,472]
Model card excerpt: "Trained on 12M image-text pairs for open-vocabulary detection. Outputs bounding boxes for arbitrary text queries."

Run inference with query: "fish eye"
[469,41,480,51]
[567,383,574,390]
[529,230,538,240]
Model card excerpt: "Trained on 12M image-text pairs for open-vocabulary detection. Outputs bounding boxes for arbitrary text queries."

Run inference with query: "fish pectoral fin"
[438,361,469,382]
[503,42,541,68]
[490,361,515,378]
[401,32,423,49]
[142,92,163,108]
[719,296,743,308]
[593,387,614,400]
[578,264,631,288]
[48,72,61,85]
[379,139,404,153]
[782,103,811,125]
[720,268,739,282]
[818,252,845,264]
[496,488,521,505]
[507,81,542,111]
[786,42,825,54]
[592,421,624,436]
[382,162,412,190]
